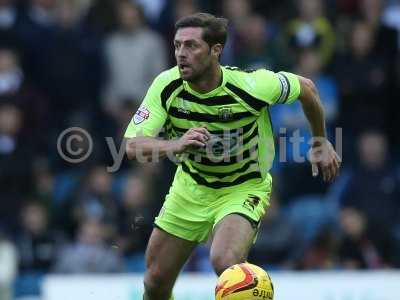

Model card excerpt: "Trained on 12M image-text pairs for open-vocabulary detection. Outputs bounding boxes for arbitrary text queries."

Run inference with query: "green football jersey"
[125,65,301,189]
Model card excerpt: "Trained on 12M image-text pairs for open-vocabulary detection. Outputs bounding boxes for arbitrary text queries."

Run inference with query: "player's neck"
[188,64,222,94]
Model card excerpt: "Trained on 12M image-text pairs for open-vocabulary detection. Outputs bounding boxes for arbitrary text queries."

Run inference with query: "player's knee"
[211,250,244,276]
[144,266,171,296]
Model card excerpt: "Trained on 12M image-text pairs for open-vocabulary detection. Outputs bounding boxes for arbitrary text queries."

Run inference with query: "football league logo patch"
[133,106,150,124]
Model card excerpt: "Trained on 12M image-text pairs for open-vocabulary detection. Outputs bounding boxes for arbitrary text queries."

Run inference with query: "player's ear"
[211,43,223,59]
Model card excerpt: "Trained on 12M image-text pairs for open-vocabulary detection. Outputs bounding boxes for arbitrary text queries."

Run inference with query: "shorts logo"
[243,194,260,211]
[133,106,150,124]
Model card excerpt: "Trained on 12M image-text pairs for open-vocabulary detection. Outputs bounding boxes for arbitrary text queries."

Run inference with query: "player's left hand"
[308,139,341,182]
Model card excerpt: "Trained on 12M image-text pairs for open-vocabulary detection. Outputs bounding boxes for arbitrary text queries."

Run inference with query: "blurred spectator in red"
[340,130,399,265]
[336,0,360,16]
[54,218,122,273]
[338,208,384,269]
[297,226,338,270]
[0,228,17,300]
[285,0,335,68]
[16,201,63,273]
[103,0,167,115]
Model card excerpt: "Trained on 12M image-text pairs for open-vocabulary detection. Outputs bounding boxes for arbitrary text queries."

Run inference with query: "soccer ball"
[215,263,274,300]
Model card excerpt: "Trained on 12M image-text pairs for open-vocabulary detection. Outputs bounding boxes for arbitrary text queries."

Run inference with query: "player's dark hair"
[175,13,229,47]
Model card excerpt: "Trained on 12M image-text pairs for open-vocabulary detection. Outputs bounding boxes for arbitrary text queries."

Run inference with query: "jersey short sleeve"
[124,74,168,138]
[253,69,301,105]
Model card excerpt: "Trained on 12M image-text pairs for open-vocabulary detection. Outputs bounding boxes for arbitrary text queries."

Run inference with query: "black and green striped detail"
[186,159,258,179]
[171,119,256,135]
[187,144,258,166]
[177,89,236,106]
[181,163,261,188]
[161,78,183,110]
[226,82,267,111]
[169,106,253,123]
[158,71,277,188]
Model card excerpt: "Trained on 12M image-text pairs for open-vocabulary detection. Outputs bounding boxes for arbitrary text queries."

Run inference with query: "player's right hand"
[172,127,212,154]
[309,139,341,182]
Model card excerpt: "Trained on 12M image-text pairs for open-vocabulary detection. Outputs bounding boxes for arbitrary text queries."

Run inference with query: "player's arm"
[124,73,211,161]
[297,75,341,182]
[251,69,340,181]
[126,128,210,160]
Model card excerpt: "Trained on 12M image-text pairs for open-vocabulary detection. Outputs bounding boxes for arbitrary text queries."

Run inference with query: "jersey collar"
[183,66,227,98]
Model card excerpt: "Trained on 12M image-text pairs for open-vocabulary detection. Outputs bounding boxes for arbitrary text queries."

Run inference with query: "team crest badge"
[133,106,150,124]
[218,107,233,121]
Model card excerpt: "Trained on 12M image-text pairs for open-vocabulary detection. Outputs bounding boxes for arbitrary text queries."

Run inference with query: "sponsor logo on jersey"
[208,134,239,157]
[133,106,150,124]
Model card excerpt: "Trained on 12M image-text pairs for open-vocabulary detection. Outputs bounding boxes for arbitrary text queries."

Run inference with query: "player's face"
[174,27,215,81]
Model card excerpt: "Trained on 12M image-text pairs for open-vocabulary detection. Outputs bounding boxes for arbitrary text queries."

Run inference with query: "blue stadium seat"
[52,171,82,206]
[325,169,351,205]
[284,195,338,242]
[193,245,213,273]
[111,172,129,203]
[13,272,44,297]
[125,254,146,273]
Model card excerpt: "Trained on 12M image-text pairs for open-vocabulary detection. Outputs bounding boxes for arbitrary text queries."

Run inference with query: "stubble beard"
[183,61,213,84]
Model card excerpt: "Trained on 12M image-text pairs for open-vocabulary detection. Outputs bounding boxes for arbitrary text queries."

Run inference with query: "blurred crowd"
[0,0,400,298]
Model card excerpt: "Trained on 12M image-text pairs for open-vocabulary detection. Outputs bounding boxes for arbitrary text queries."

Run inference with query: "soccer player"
[124,13,340,300]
